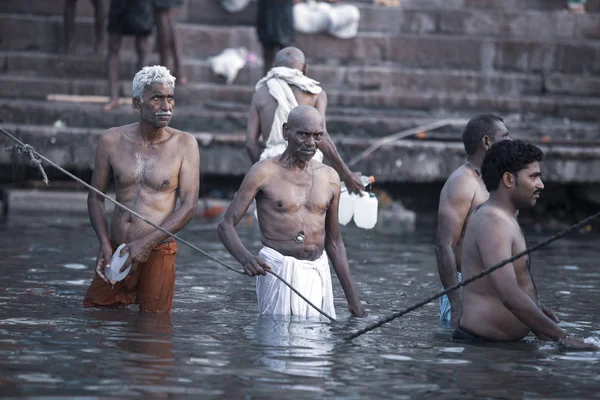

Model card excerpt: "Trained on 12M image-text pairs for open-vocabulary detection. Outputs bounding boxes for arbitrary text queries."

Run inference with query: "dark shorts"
[452,324,498,342]
[108,0,154,36]
[153,0,184,10]
[256,0,295,47]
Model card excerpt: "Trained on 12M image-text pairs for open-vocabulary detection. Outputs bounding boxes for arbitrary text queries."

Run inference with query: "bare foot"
[104,100,120,111]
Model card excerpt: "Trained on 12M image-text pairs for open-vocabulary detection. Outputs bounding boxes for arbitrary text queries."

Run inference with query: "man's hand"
[343,172,365,195]
[560,334,599,351]
[243,256,272,277]
[119,238,154,273]
[539,302,560,323]
[349,303,368,318]
[95,244,113,283]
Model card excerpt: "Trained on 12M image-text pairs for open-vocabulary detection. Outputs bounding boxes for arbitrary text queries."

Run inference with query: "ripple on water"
[63,263,87,270]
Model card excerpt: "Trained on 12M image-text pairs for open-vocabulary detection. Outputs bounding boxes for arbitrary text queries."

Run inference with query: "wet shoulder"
[100,124,136,150]
[440,165,478,201]
[470,205,515,236]
[313,161,340,186]
[169,128,197,147]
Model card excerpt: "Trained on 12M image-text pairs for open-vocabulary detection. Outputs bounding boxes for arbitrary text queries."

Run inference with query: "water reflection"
[1,214,599,398]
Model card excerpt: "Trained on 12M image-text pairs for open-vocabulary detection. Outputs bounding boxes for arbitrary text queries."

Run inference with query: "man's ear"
[132,97,142,111]
[482,135,491,150]
[502,171,515,188]
[283,123,290,141]
[302,63,308,76]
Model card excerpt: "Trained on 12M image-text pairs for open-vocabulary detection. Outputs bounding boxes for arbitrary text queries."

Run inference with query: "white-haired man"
[84,65,200,313]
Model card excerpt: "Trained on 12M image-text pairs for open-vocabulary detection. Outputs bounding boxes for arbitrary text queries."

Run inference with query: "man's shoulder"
[469,205,514,235]
[168,127,196,145]
[313,161,339,181]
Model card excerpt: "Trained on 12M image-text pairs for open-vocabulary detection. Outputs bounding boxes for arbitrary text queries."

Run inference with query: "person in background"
[63,0,105,54]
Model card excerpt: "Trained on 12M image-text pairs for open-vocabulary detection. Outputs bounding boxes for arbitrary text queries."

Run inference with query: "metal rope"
[1,127,336,322]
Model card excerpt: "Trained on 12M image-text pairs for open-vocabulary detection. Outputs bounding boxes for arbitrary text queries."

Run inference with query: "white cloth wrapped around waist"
[256,246,336,319]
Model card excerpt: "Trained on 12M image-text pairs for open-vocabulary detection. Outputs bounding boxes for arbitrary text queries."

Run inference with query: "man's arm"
[478,218,567,341]
[314,91,364,194]
[324,170,367,317]
[120,134,200,270]
[434,176,473,324]
[217,163,271,276]
[246,96,262,164]
[87,132,115,282]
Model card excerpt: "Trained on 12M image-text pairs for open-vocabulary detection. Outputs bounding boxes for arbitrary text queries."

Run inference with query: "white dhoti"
[256,246,336,319]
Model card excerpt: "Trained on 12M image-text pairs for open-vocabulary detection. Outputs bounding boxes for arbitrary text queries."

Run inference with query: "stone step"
[181,1,600,40]
[2,75,600,120]
[1,98,598,142]
[2,15,599,75]
[6,50,600,97]
[7,0,600,18]
[1,123,599,183]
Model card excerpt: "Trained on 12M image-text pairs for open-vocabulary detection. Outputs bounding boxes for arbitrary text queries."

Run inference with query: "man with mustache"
[218,105,367,318]
[83,65,200,313]
[454,140,597,350]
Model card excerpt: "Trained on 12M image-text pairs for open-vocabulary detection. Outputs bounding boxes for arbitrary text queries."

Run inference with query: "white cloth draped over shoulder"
[294,0,361,39]
[255,66,324,162]
[256,246,336,319]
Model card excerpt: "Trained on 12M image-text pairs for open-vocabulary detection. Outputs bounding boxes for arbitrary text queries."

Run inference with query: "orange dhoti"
[83,241,178,313]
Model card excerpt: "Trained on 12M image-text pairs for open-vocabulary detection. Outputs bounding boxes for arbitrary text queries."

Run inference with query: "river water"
[0,213,599,398]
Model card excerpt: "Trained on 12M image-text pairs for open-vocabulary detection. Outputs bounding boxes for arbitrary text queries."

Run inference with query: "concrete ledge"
[2,188,245,218]
[2,123,600,183]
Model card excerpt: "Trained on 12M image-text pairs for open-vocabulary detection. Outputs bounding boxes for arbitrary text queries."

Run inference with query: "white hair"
[132,65,176,100]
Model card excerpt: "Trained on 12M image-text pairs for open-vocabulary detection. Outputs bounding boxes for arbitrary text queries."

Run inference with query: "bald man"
[246,46,365,194]
[219,105,367,318]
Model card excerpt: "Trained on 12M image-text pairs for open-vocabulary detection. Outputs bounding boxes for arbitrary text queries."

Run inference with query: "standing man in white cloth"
[218,105,367,319]
[246,46,365,194]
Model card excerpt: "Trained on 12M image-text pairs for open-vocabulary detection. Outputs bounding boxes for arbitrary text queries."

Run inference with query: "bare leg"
[63,0,78,53]
[165,9,187,84]
[135,35,151,71]
[90,0,106,54]
[262,44,278,76]
[105,33,122,111]
[154,8,170,69]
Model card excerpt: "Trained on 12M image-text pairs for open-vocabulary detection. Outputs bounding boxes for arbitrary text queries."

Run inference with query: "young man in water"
[83,65,200,313]
[218,105,367,318]
[435,114,511,326]
[455,140,597,350]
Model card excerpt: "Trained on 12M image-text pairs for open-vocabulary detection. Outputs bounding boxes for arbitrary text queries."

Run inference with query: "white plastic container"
[105,243,131,284]
[353,192,378,229]
[338,188,356,226]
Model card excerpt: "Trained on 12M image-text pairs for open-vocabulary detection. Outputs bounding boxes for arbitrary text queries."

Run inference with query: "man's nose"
[537,179,544,190]
[160,98,170,109]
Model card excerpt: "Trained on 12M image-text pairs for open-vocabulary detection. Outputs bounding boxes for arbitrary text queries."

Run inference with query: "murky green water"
[0,213,599,398]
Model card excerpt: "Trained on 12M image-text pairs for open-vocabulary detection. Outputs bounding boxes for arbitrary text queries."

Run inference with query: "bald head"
[274,47,306,71]
[287,105,323,132]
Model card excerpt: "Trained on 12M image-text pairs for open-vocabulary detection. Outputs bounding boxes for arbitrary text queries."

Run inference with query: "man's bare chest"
[260,181,331,215]
[111,147,180,191]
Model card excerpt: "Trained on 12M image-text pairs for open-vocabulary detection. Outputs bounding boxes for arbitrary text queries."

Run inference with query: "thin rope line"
[345,209,600,340]
[1,127,335,322]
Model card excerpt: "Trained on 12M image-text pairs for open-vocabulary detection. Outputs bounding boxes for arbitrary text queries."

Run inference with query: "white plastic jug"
[338,189,356,225]
[353,192,378,229]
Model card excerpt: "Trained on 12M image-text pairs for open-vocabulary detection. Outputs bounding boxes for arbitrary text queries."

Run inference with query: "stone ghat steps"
[6,51,600,97]
[2,15,599,75]
[2,123,599,183]
[4,0,600,39]
[1,98,598,141]
[2,74,600,120]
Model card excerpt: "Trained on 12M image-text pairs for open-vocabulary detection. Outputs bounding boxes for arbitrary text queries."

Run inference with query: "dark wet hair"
[482,140,544,192]
[461,114,505,156]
